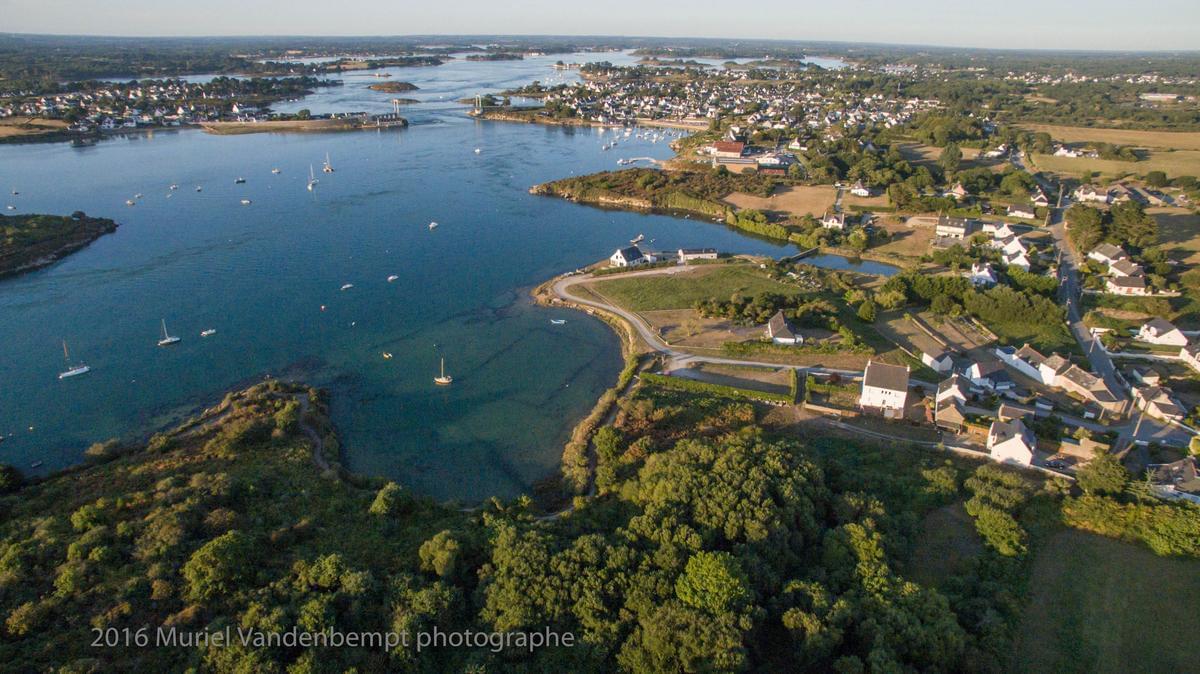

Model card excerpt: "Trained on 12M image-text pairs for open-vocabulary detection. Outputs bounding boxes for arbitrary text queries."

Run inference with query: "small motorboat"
[125,199,135,206]
[387,275,399,282]
[428,221,438,230]
[169,183,178,190]
[271,168,281,174]
[195,186,203,192]
[550,319,566,325]
[240,199,252,205]
[382,352,393,359]
[340,283,354,291]
[474,148,481,154]
[134,193,143,199]
[234,177,246,184]
[5,205,14,210]
[200,329,216,337]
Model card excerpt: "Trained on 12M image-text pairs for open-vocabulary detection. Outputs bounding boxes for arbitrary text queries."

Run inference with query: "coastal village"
[509,60,1200,506]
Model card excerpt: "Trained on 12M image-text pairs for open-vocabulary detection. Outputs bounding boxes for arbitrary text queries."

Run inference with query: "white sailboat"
[200,329,217,337]
[434,357,453,386]
[428,221,438,230]
[307,165,318,191]
[57,340,90,379]
[157,319,181,346]
[322,152,335,173]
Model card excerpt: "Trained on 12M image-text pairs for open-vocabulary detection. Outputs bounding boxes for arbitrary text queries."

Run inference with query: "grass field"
[1029,150,1200,180]
[897,142,997,171]
[589,264,803,311]
[1012,528,1200,674]
[842,192,891,209]
[723,185,836,217]
[870,218,933,259]
[0,117,70,139]
[1154,208,1200,266]
[1021,124,1200,151]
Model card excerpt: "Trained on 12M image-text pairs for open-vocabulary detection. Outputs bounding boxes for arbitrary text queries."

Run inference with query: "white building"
[859,360,909,418]
[987,418,1036,467]
[849,181,871,197]
[821,212,848,230]
[1087,243,1128,266]
[677,248,718,263]
[765,310,802,345]
[967,262,997,286]
[922,351,955,373]
[1137,318,1188,346]
[609,245,655,268]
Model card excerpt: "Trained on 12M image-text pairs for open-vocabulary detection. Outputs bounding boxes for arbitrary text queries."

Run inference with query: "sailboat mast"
[63,339,69,361]
[440,357,445,378]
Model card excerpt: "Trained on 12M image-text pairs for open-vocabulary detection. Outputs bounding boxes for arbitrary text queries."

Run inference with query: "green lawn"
[1011,528,1200,674]
[590,264,804,311]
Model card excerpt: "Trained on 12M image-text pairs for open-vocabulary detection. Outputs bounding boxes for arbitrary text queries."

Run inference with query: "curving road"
[552,265,862,376]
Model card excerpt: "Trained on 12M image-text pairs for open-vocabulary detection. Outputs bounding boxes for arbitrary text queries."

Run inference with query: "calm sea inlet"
[0,51,880,501]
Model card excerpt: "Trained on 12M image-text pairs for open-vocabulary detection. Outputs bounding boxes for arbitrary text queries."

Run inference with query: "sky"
[2,0,1198,51]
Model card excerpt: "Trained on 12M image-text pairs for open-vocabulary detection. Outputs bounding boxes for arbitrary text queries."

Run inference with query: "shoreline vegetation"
[471,105,710,131]
[366,81,419,93]
[0,212,119,278]
[200,115,406,135]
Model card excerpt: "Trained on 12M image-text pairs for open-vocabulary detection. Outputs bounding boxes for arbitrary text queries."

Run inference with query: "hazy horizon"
[2,0,1198,52]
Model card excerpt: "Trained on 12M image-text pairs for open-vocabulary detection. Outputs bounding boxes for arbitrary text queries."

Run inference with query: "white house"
[1105,275,1149,296]
[1031,187,1051,207]
[987,418,1036,467]
[849,181,871,197]
[1108,258,1144,278]
[1007,205,1037,220]
[1134,386,1186,421]
[936,373,971,406]
[821,212,848,230]
[966,262,997,287]
[1003,250,1032,271]
[1074,185,1111,204]
[945,183,970,201]
[677,248,718,263]
[935,215,976,239]
[922,350,955,373]
[1137,318,1188,347]
[966,360,1014,391]
[1087,243,1128,266]
[859,360,909,418]
[1180,344,1200,373]
[1148,457,1200,504]
[765,310,802,345]
[609,246,655,268]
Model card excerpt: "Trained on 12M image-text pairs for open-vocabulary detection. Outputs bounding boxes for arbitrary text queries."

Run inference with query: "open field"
[1154,208,1200,266]
[1029,150,1200,179]
[870,218,933,259]
[723,185,836,217]
[1012,528,1200,674]
[0,117,70,140]
[842,192,891,209]
[641,309,761,349]
[897,142,997,171]
[1021,124,1200,151]
[588,264,803,311]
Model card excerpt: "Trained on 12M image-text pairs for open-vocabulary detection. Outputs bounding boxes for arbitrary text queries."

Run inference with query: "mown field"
[1154,208,1200,266]
[1021,124,1200,151]
[1030,150,1200,180]
[722,184,836,217]
[1011,528,1200,674]
[589,264,802,311]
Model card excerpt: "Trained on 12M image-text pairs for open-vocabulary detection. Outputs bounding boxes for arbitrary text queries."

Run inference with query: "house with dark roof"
[765,310,801,345]
[987,418,1036,467]
[1087,243,1128,266]
[1148,457,1200,504]
[1137,318,1188,347]
[966,360,1014,391]
[609,245,655,268]
[1105,275,1149,296]
[859,360,909,418]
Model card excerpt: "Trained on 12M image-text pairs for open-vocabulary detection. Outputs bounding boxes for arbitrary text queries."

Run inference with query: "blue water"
[802,254,899,277]
[0,53,810,501]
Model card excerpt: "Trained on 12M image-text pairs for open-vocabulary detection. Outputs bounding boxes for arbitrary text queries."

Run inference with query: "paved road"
[1047,221,1123,396]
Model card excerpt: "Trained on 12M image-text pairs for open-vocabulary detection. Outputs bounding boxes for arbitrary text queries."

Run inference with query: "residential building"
[987,418,1036,467]
[821,212,848,230]
[1147,457,1200,504]
[1007,205,1037,220]
[1180,344,1200,373]
[1088,243,1128,266]
[966,360,1014,391]
[922,350,955,373]
[609,246,654,267]
[1074,185,1111,204]
[1108,258,1144,278]
[677,248,718,263]
[1105,275,1149,296]
[1134,386,1185,421]
[967,262,997,286]
[935,215,976,239]
[1137,318,1188,346]
[849,181,871,197]
[859,360,910,418]
[765,310,802,345]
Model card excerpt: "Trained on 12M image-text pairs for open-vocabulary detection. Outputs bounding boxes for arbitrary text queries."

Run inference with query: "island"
[465,52,524,61]
[0,212,118,277]
[366,81,419,93]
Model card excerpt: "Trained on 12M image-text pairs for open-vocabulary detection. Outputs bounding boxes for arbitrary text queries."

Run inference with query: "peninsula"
[0,212,118,277]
